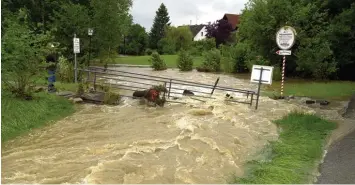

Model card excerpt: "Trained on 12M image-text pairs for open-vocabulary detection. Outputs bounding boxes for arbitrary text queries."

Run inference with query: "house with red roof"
[222,13,241,31]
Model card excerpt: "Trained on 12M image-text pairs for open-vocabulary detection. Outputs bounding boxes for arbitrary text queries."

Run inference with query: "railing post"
[255,67,263,110]
[250,93,254,106]
[163,82,167,98]
[210,77,220,96]
[168,79,172,98]
[93,71,97,91]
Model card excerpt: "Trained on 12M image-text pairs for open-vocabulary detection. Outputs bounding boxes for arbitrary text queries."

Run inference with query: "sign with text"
[250,65,274,85]
[73,38,80,53]
[276,50,292,55]
[276,26,296,50]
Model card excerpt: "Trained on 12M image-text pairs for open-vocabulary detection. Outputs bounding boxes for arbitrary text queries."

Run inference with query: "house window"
[201,32,204,36]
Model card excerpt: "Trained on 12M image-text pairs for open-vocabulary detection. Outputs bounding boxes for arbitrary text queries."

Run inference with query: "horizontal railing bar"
[98,76,158,87]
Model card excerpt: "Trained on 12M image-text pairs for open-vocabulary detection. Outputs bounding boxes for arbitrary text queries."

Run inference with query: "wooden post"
[210,77,220,96]
[93,71,97,91]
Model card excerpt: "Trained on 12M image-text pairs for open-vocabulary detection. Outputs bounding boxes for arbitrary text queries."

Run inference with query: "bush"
[234,42,250,73]
[273,66,282,81]
[220,44,236,73]
[198,49,222,72]
[158,38,176,54]
[246,55,270,71]
[149,52,167,70]
[57,56,74,83]
[177,49,194,71]
[145,48,153,55]
[190,38,216,56]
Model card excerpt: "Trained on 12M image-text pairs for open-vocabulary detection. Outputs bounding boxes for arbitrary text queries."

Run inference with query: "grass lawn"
[234,112,337,184]
[1,91,75,142]
[96,55,204,68]
[262,80,355,100]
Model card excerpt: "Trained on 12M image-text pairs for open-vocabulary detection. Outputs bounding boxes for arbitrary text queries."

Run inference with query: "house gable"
[222,13,240,30]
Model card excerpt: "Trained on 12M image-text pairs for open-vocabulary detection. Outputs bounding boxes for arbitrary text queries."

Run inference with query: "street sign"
[276,26,296,50]
[276,50,292,55]
[88,28,94,36]
[250,65,274,85]
[73,38,80,53]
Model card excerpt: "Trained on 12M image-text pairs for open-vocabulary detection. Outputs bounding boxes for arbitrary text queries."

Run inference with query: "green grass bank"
[95,55,204,68]
[234,112,337,184]
[1,91,75,142]
[264,80,355,100]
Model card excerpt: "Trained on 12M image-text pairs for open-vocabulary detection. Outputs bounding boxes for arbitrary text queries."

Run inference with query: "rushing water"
[2,68,314,184]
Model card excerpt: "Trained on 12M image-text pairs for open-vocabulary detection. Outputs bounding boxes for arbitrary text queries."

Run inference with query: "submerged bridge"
[79,67,262,109]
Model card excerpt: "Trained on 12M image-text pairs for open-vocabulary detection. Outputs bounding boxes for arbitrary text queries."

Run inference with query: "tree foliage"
[2,10,53,98]
[158,26,193,54]
[149,3,170,50]
[236,0,355,80]
[122,24,148,55]
[177,49,194,71]
[205,19,234,47]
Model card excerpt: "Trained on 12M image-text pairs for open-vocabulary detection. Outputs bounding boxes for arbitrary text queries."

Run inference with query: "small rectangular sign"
[73,38,80,53]
[250,65,274,85]
[277,50,291,55]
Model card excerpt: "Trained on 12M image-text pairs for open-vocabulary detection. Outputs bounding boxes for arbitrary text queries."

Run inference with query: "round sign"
[276,26,296,50]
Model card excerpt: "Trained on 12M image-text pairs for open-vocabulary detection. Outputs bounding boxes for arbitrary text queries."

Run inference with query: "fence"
[79,66,260,108]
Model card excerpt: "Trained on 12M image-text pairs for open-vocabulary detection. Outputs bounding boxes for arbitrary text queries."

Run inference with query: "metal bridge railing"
[79,67,258,107]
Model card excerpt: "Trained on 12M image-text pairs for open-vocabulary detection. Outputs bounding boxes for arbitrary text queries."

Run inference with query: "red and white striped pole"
[281,55,286,97]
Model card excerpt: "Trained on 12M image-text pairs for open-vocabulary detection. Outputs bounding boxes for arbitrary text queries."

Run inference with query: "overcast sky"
[130,0,248,31]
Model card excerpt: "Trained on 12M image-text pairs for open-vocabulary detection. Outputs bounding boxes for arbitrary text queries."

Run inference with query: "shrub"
[246,55,270,71]
[273,66,282,81]
[198,49,222,72]
[234,42,250,73]
[76,83,85,96]
[177,49,194,71]
[191,38,216,56]
[220,44,236,73]
[145,48,153,55]
[158,38,176,54]
[149,52,167,70]
[57,56,74,83]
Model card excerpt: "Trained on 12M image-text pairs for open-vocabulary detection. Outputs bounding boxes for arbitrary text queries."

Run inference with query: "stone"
[73,98,83,104]
[343,94,355,119]
[81,92,105,103]
[183,89,194,96]
[306,100,316,104]
[319,100,330,106]
[57,91,75,98]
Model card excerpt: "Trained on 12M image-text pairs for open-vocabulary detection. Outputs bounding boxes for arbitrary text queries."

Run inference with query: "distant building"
[188,24,207,41]
[222,13,241,31]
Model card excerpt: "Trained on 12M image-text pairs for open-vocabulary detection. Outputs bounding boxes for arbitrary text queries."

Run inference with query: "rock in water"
[183,90,194,96]
[73,98,83,104]
[343,94,355,119]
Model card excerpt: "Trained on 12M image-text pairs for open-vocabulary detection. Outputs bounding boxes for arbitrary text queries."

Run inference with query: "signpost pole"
[74,33,78,83]
[281,55,286,97]
[255,67,263,110]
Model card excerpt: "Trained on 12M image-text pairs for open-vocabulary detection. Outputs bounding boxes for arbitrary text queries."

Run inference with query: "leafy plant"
[177,49,194,71]
[57,56,74,83]
[1,9,52,99]
[150,52,167,70]
[198,49,222,72]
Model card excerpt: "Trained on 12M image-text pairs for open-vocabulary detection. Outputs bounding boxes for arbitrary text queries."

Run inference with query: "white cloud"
[130,0,248,31]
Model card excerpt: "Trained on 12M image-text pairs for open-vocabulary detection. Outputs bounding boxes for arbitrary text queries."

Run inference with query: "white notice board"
[73,38,80,53]
[250,65,274,85]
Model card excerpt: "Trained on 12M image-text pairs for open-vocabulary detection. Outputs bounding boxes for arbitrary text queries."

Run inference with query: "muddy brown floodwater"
[2,68,315,184]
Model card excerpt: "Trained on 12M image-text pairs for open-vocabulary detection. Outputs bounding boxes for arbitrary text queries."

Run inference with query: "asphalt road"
[316,129,355,184]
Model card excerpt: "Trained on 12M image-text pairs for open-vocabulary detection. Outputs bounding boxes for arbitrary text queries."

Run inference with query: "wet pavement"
[316,127,355,184]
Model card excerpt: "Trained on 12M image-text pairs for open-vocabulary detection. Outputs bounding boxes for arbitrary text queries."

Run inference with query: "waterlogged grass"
[95,55,204,68]
[234,112,337,184]
[1,91,75,142]
[264,80,355,100]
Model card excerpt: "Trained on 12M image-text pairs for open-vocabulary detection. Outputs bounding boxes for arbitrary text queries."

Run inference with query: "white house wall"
[193,26,207,41]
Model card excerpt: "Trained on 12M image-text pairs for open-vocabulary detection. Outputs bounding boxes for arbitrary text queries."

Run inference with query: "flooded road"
[2,68,314,184]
